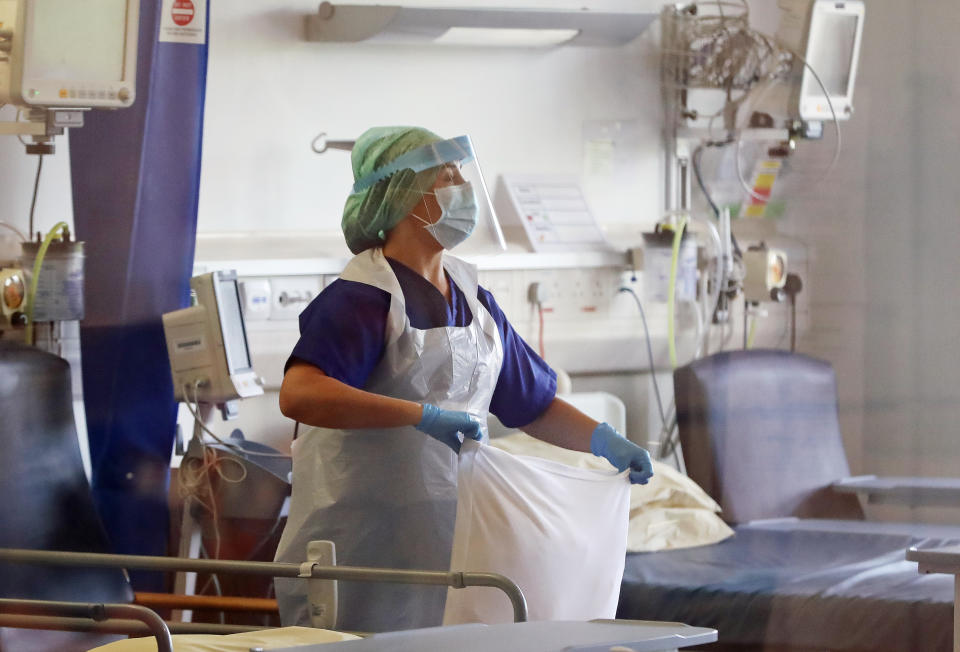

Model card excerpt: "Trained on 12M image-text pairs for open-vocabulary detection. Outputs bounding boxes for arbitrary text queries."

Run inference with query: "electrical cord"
[690,298,705,359]
[669,0,786,95]
[657,400,681,465]
[734,50,842,202]
[537,303,546,359]
[182,381,289,458]
[617,286,669,433]
[28,154,43,238]
[781,45,843,178]
[197,543,227,624]
[684,215,725,357]
[742,296,749,349]
[693,145,721,219]
[692,144,743,258]
[0,221,27,241]
[746,309,760,349]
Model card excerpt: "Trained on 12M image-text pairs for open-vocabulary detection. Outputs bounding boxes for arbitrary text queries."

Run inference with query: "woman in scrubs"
[274,126,653,632]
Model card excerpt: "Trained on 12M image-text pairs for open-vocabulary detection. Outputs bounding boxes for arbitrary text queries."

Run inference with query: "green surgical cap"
[341,126,443,255]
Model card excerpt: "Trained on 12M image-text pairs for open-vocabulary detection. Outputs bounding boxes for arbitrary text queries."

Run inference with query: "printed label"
[159,0,206,44]
[174,335,205,354]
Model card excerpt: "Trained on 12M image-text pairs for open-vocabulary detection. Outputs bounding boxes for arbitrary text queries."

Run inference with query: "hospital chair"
[0,339,137,650]
[0,341,338,648]
[617,349,960,652]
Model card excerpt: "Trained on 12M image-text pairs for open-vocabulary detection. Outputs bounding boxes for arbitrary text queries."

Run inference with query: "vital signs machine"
[163,270,263,407]
[0,0,139,142]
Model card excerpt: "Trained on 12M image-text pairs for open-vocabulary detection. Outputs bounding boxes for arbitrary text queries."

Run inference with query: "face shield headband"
[351,135,506,252]
[352,135,478,193]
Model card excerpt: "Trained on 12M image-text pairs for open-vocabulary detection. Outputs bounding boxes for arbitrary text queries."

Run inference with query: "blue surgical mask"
[417,182,478,250]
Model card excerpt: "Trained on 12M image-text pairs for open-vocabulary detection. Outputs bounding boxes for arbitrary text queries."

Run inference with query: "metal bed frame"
[0,547,528,649]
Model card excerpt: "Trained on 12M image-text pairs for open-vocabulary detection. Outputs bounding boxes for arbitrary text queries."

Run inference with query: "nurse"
[273,126,653,632]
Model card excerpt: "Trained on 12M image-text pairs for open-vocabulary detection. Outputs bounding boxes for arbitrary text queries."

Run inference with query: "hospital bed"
[0,340,718,651]
[617,350,960,651]
[0,599,717,652]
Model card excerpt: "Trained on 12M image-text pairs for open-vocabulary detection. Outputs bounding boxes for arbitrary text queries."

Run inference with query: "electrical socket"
[527,281,550,305]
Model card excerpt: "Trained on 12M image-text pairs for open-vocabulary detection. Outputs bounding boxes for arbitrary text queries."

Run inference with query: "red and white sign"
[171,0,194,27]
[160,0,206,44]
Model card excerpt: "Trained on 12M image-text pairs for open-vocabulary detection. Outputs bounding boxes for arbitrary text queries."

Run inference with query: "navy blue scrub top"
[287,257,557,428]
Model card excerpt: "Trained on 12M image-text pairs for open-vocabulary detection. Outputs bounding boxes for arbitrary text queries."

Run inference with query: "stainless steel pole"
[0,548,529,623]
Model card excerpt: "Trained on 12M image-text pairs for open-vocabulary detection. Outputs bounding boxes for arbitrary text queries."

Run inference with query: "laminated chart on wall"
[742,159,784,219]
[499,175,609,252]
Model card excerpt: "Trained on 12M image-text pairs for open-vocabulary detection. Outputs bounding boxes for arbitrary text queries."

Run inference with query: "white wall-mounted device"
[775,0,865,122]
[163,270,263,405]
[0,0,139,109]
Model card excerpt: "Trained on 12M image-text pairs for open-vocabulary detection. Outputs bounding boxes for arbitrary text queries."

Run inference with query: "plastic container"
[642,228,697,304]
[21,239,85,322]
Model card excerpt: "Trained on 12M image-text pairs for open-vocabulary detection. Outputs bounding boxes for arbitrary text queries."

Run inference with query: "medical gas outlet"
[743,245,788,303]
[0,267,26,329]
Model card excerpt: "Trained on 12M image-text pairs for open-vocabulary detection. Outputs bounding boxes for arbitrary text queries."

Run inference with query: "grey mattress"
[617,519,957,651]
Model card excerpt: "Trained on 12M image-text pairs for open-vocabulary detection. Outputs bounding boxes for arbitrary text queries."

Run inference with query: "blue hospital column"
[69,0,209,590]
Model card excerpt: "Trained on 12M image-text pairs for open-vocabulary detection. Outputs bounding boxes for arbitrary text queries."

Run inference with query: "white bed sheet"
[489,433,734,552]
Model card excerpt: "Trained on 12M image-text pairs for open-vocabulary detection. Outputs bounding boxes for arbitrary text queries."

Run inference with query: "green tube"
[25,221,69,346]
[746,314,758,349]
[667,218,688,368]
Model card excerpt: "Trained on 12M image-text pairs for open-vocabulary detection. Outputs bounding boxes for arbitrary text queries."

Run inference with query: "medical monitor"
[776,0,864,122]
[163,270,263,405]
[0,0,139,108]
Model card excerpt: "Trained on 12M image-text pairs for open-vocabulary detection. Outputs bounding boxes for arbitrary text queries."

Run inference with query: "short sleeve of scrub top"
[287,259,556,428]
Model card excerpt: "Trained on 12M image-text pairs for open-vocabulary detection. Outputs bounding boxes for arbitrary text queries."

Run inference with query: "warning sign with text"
[159,0,206,44]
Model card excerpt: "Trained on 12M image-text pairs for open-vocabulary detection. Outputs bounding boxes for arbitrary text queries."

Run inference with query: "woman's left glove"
[590,422,654,485]
[415,403,482,454]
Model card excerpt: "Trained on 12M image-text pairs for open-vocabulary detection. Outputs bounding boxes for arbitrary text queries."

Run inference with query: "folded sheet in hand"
[444,439,630,624]
[490,433,734,552]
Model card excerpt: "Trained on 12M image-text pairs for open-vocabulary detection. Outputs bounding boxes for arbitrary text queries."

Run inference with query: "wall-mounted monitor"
[777,0,865,122]
[163,271,263,405]
[0,0,139,109]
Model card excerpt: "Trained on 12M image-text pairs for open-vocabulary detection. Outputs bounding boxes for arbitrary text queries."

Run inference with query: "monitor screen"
[218,278,252,374]
[26,0,129,82]
[808,12,859,97]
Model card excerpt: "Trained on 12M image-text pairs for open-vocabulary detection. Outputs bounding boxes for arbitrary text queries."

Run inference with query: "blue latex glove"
[415,403,482,454]
[590,422,654,485]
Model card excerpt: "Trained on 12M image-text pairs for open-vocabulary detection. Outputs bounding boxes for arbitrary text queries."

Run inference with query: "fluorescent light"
[434,27,580,47]
[305,4,656,48]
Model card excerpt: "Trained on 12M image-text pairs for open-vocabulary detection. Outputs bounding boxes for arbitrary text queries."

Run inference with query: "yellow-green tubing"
[25,221,69,346]
[746,314,758,349]
[667,218,687,368]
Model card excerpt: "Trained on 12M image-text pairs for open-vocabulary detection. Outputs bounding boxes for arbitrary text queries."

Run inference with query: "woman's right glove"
[415,403,482,454]
[590,422,655,485]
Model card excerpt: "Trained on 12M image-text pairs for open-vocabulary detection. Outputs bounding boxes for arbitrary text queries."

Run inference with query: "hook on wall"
[311,132,355,154]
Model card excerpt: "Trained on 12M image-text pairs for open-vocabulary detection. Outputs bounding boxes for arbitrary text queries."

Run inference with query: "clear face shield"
[352,135,507,254]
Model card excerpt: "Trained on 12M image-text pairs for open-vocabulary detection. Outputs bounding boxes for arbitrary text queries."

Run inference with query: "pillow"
[489,433,734,552]
[88,626,359,652]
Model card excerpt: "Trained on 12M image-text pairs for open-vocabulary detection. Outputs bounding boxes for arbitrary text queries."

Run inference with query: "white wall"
[192,0,669,449]
[740,0,960,524]
[196,0,664,237]
[856,0,960,522]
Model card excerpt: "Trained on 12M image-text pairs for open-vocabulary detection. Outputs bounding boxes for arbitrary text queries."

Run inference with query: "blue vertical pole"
[69,0,209,590]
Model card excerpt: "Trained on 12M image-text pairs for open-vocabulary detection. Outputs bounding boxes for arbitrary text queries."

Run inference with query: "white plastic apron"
[274,248,503,632]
